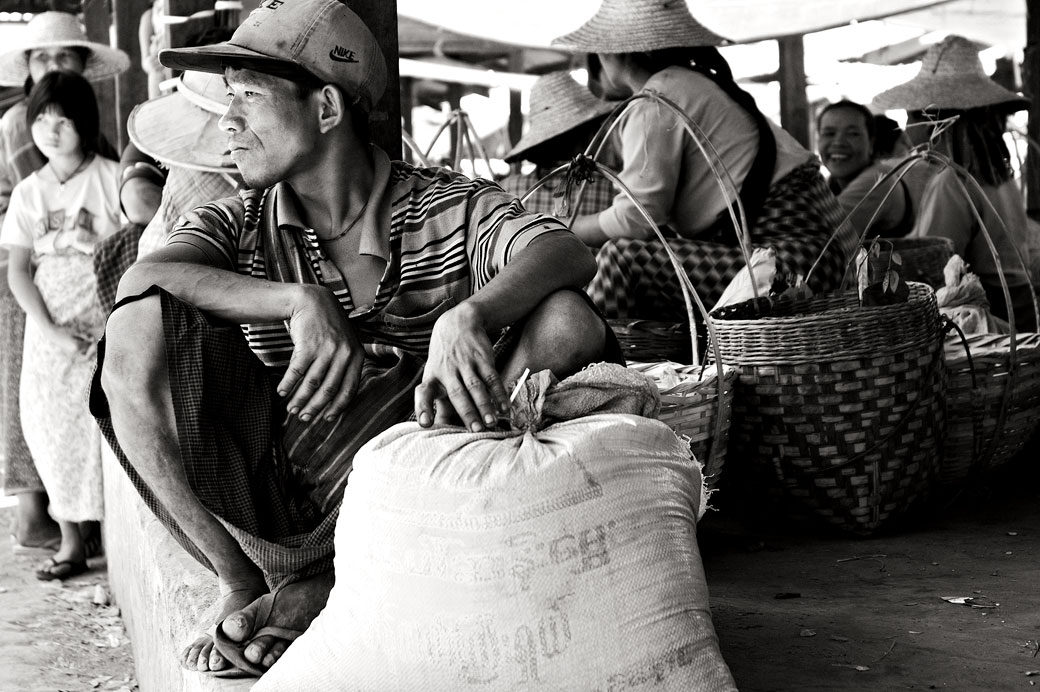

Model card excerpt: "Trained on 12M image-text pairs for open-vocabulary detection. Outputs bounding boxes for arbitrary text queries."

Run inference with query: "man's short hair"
[158,0,387,114]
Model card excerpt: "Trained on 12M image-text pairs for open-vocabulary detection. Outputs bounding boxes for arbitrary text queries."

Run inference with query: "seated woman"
[817,99,929,240]
[873,35,1036,331]
[552,0,856,320]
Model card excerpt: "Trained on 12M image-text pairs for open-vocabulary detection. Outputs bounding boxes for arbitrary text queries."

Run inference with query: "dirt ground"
[0,454,1036,692]
[702,452,1040,692]
[0,506,137,692]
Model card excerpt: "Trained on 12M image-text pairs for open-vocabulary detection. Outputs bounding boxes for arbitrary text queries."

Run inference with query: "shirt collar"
[270,145,393,261]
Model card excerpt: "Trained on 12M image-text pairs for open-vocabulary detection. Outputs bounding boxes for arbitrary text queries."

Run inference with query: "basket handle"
[401,129,432,167]
[421,108,495,179]
[521,157,730,462]
[806,151,932,289]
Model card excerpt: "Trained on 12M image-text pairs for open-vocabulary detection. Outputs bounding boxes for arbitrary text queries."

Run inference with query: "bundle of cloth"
[936,255,1009,336]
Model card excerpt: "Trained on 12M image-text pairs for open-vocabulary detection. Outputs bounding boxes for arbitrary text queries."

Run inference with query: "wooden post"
[1025,2,1040,221]
[777,34,810,150]
[82,0,120,151]
[507,49,523,148]
[400,76,414,163]
[348,0,401,159]
[112,0,153,152]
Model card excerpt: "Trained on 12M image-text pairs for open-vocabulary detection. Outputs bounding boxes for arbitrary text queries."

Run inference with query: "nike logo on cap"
[329,46,359,63]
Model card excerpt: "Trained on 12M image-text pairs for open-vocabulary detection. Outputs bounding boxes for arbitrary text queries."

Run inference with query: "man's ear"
[316,84,346,134]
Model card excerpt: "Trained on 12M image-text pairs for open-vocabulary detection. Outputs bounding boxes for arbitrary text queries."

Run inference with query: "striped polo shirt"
[165,148,570,368]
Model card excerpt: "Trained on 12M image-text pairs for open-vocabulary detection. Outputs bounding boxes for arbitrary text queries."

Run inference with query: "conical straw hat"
[128,71,237,173]
[872,35,1028,112]
[504,71,615,163]
[0,12,130,86]
[552,0,728,54]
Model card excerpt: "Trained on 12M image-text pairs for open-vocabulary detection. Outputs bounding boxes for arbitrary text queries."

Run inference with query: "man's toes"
[261,639,289,668]
[219,610,254,644]
[244,636,271,666]
[181,636,209,670]
[208,648,227,672]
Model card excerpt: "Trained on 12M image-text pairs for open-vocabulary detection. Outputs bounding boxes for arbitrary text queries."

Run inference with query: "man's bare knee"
[507,290,606,380]
[100,295,166,403]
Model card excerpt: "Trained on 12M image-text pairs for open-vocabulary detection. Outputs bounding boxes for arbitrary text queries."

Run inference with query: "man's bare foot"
[217,571,334,673]
[181,579,268,673]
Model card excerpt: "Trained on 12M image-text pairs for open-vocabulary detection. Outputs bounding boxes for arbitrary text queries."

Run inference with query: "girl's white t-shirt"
[0,155,122,255]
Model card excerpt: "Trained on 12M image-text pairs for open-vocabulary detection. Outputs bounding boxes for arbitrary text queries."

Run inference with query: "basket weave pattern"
[941,333,1040,484]
[629,363,737,488]
[709,283,945,534]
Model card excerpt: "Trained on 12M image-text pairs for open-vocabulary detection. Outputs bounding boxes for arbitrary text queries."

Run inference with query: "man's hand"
[415,302,509,431]
[279,285,364,422]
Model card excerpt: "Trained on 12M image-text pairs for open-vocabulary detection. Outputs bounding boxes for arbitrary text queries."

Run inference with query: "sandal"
[35,557,90,581]
[211,592,305,678]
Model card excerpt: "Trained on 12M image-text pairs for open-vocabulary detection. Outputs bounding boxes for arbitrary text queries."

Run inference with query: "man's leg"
[499,289,618,383]
[100,295,268,673]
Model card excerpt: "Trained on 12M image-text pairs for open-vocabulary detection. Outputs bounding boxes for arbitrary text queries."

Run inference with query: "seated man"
[91,0,618,678]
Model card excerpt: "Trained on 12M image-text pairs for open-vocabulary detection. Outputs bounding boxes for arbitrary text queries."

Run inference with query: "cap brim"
[160,44,324,86]
[128,92,237,174]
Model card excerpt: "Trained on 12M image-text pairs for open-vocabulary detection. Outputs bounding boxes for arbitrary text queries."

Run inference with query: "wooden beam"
[348,0,401,159]
[1025,1,1040,221]
[112,0,152,152]
[777,35,810,150]
[82,0,120,151]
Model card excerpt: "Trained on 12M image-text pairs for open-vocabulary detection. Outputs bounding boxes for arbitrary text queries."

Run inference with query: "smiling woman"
[816,98,920,238]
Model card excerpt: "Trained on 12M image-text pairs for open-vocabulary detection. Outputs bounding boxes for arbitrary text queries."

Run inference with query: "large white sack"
[256,412,736,691]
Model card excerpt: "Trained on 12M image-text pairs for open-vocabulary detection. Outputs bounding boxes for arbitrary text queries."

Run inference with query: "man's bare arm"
[117,243,364,422]
[415,231,597,430]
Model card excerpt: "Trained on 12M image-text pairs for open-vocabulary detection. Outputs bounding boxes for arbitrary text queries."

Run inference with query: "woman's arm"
[6,246,83,354]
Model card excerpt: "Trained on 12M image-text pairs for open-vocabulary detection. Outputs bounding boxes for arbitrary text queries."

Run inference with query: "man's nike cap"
[159,0,387,113]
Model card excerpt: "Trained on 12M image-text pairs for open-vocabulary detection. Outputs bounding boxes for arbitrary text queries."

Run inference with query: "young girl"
[0,70,121,580]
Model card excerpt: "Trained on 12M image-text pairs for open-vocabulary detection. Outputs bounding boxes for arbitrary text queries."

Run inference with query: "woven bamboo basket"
[941,333,1040,484]
[626,361,737,487]
[880,149,1040,485]
[865,237,954,289]
[708,282,946,535]
[607,319,692,364]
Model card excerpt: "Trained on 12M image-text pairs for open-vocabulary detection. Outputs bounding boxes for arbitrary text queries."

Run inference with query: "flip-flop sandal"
[12,534,62,557]
[35,557,89,581]
[211,591,305,678]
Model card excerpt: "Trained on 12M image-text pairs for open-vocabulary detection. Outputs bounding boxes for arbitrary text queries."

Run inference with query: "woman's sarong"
[587,161,858,321]
[21,252,105,520]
